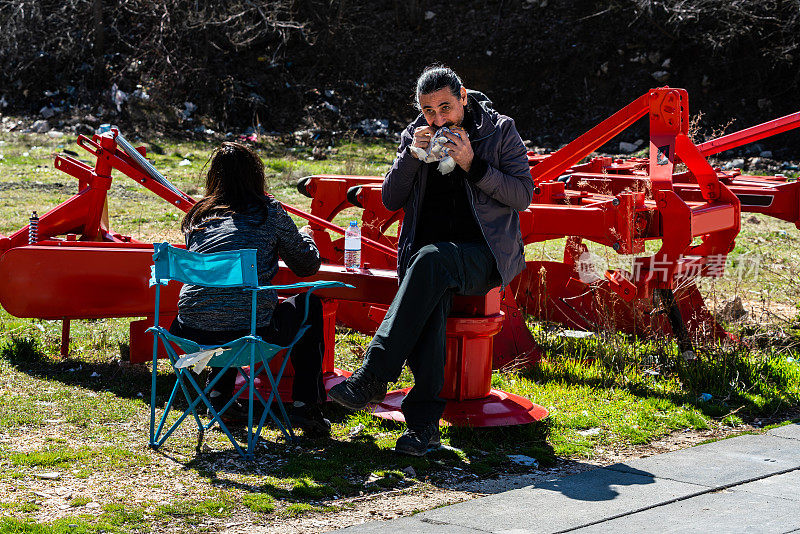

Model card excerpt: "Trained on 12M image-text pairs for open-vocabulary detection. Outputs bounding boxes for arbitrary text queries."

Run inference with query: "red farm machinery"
[1,87,798,428]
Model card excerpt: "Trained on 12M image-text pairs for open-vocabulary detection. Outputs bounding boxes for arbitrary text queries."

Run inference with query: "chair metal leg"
[179,367,248,458]
[263,346,297,443]
[154,367,213,450]
[196,428,204,453]
[247,344,255,457]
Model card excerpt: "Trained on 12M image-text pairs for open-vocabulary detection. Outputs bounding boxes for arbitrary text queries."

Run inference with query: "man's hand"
[442,127,473,172]
[410,126,436,158]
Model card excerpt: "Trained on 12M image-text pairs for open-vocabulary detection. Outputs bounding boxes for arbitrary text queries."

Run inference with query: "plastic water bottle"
[344,220,361,271]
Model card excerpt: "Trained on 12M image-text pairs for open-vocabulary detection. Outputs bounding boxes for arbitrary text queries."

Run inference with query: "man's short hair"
[415,65,462,106]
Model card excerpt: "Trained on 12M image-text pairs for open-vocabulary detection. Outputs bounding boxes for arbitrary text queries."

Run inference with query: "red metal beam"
[280,202,398,258]
[529,91,650,184]
[0,243,400,320]
[698,111,800,157]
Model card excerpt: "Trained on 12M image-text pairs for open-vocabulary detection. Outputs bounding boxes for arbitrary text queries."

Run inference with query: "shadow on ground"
[2,333,569,500]
[1,335,160,397]
[532,464,656,501]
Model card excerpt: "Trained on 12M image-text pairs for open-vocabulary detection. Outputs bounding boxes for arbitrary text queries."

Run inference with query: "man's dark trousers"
[362,240,500,428]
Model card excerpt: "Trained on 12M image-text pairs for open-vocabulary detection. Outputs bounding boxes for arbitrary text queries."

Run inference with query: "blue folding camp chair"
[147,242,350,459]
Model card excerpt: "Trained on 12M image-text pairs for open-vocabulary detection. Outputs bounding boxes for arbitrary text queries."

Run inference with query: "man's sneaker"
[328,367,387,411]
[394,422,441,456]
[289,402,331,438]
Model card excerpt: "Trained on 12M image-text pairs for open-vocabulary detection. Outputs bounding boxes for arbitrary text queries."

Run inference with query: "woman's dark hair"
[415,65,462,108]
[181,142,268,232]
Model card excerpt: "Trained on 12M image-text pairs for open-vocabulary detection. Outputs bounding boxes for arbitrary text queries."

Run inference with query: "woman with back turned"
[169,141,330,436]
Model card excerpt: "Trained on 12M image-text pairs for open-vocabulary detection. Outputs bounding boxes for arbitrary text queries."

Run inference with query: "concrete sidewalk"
[337,422,800,533]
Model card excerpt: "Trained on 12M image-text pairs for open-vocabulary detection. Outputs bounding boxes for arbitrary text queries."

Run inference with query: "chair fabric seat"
[149,326,303,369]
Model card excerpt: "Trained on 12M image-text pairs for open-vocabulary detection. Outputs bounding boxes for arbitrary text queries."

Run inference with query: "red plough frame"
[1,87,799,427]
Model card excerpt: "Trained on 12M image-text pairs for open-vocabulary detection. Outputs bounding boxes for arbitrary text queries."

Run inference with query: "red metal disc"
[369,388,549,427]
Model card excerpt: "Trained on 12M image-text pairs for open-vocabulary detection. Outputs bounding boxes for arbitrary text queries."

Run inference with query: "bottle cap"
[349,220,357,226]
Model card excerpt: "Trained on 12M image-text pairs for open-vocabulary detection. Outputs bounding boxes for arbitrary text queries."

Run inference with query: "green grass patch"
[155,494,235,523]
[0,513,145,534]
[98,504,147,530]
[5,506,147,534]
[15,503,41,514]
[70,497,91,508]
[5,445,152,472]
[281,502,337,518]
[9,447,94,468]
[290,476,336,499]
[241,493,275,514]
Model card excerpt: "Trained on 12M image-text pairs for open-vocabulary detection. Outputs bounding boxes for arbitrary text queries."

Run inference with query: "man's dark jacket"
[382,92,533,287]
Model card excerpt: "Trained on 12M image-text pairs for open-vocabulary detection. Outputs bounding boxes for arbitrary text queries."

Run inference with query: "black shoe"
[328,367,387,411]
[289,403,331,438]
[394,422,441,456]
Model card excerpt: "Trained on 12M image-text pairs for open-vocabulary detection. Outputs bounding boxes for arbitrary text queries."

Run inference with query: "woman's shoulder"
[264,195,293,220]
[249,194,281,211]
[228,197,285,233]
[265,195,283,212]
[236,196,278,217]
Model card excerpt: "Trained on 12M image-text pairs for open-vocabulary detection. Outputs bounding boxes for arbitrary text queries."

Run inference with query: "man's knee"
[408,243,455,274]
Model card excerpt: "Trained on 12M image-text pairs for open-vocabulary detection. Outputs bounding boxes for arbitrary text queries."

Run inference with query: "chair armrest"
[148,265,171,287]
[249,281,354,292]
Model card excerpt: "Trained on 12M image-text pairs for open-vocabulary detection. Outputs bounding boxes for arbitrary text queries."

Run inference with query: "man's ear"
[460,86,468,105]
